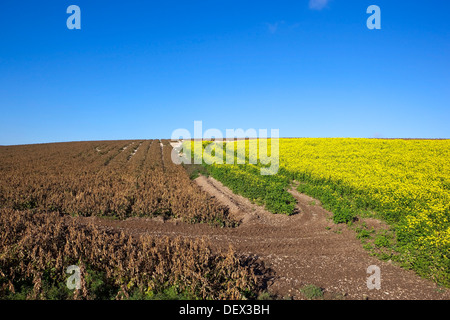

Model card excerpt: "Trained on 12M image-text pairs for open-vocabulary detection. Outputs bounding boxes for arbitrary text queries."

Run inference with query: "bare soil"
[74,175,450,300]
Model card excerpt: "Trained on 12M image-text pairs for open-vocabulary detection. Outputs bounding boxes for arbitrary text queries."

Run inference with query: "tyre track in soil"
[74,175,450,300]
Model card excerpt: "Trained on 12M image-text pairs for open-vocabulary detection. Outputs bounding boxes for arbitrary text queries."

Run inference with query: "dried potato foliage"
[0,140,235,226]
[0,209,262,300]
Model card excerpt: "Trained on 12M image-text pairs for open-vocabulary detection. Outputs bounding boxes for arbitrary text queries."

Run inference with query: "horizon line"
[2,137,450,147]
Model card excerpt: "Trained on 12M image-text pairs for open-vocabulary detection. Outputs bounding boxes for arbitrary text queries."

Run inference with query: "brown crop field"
[0,140,258,300]
[0,140,233,225]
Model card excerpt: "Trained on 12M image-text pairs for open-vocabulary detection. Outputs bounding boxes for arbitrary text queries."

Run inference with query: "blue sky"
[1,0,449,145]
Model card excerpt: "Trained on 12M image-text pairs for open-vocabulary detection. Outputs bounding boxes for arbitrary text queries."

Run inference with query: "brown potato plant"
[0,209,263,300]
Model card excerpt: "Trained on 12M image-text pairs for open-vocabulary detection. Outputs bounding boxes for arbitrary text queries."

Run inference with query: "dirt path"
[75,175,450,300]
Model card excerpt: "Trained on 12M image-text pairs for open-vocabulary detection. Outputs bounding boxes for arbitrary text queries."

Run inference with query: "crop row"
[0,208,262,300]
[0,140,234,226]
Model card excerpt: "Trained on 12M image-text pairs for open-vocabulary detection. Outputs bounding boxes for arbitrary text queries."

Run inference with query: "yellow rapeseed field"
[191,138,450,285]
[280,138,450,247]
[280,138,450,284]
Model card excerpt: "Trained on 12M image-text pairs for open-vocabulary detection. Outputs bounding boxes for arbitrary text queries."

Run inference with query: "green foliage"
[374,235,391,248]
[206,164,296,215]
[127,286,198,300]
[299,284,324,300]
[356,228,374,240]
[256,291,274,300]
[296,182,357,224]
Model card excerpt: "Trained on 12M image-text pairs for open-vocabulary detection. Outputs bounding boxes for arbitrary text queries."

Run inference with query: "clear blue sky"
[1,0,449,145]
